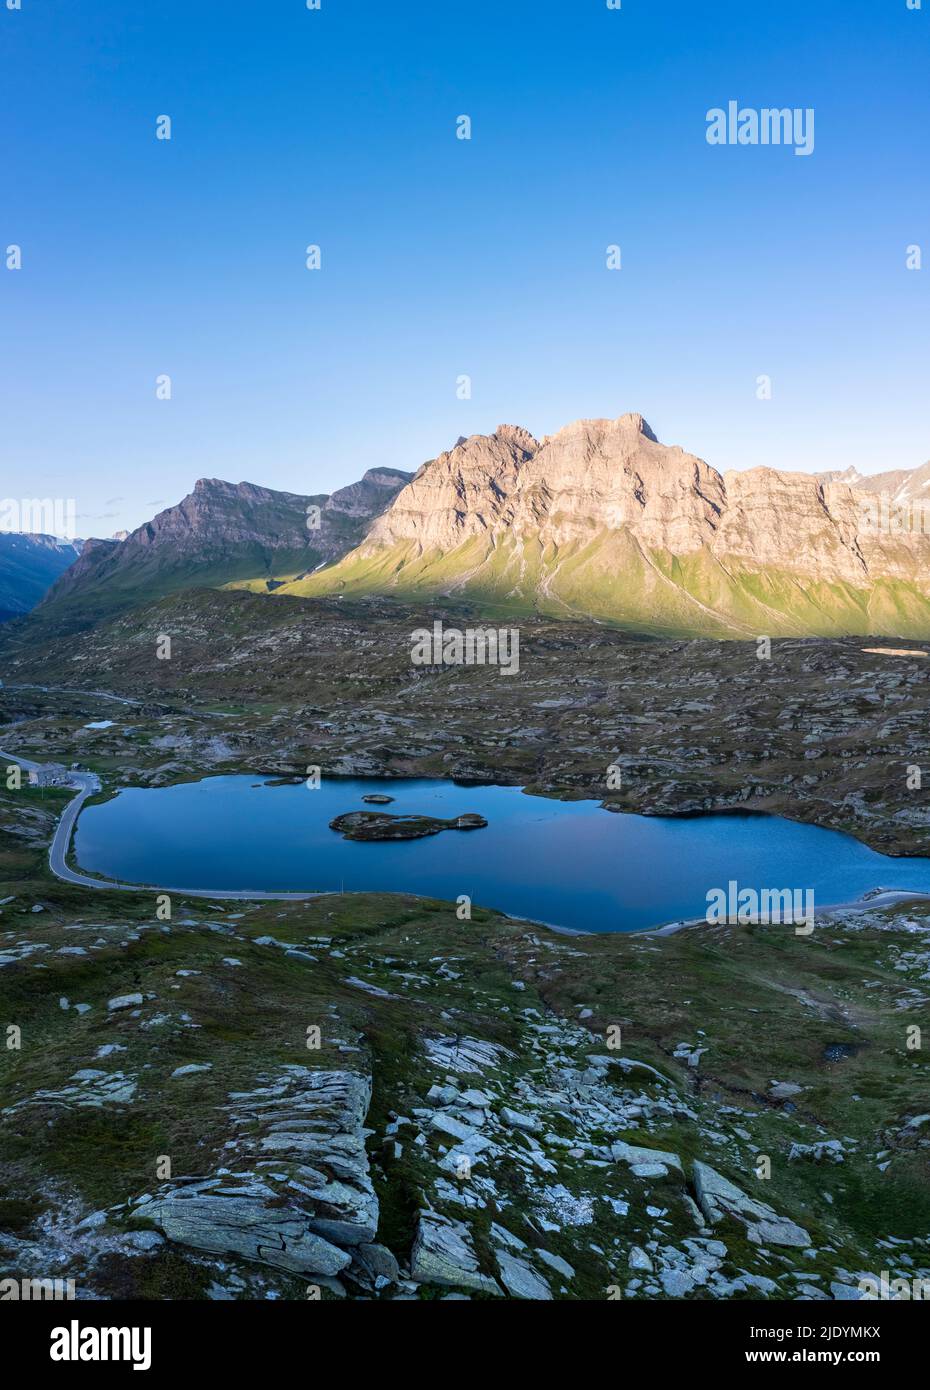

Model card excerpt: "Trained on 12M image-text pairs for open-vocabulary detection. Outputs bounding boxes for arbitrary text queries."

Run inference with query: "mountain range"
[6,414,930,639]
[0,533,83,624]
[256,414,930,638]
[31,467,412,624]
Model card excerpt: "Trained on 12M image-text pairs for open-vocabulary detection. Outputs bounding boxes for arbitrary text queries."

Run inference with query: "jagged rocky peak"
[192,477,277,499]
[325,467,413,517]
[365,409,930,567]
[36,466,412,617]
[293,412,930,637]
[516,414,726,550]
[851,458,930,503]
[539,411,658,447]
[365,424,541,549]
[489,423,540,451]
[818,465,864,487]
[366,412,724,552]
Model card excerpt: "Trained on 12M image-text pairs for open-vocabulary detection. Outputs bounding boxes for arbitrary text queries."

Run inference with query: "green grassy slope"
[243,531,930,639]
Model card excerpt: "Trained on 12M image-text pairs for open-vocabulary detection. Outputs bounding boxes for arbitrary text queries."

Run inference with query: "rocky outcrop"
[611,1140,684,1177]
[692,1161,812,1247]
[329,810,487,840]
[410,1210,502,1295]
[495,1249,552,1300]
[129,1066,378,1277]
[2,1068,137,1112]
[36,470,410,621]
[359,413,930,578]
[325,468,413,518]
[134,1188,353,1278]
[4,900,928,1302]
[365,424,539,550]
[286,413,930,637]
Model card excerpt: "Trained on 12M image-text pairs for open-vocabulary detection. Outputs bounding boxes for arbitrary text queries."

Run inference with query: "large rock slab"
[410,1211,501,1295]
[233,1066,378,1247]
[131,1066,379,1273]
[496,1250,552,1300]
[134,1188,351,1277]
[692,1161,811,1248]
[423,1036,512,1075]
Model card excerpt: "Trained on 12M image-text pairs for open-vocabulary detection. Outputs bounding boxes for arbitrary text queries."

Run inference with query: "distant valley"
[0,533,82,624]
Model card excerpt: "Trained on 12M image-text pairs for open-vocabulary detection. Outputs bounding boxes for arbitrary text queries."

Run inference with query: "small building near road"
[28,764,69,787]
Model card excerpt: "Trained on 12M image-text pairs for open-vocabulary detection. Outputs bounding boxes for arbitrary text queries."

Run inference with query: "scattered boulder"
[789,1139,846,1164]
[536,1249,574,1280]
[347,1241,400,1291]
[692,1161,811,1248]
[496,1250,552,1300]
[423,1036,512,1074]
[500,1105,542,1134]
[3,1069,137,1113]
[769,1081,805,1101]
[611,1141,683,1174]
[107,993,143,1012]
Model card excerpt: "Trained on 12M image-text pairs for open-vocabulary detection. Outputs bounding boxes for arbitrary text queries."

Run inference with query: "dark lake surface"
[73,775,930,933]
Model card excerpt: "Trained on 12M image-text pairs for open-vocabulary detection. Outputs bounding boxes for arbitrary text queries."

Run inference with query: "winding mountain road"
[0,748,315,901]
[0,682,142,707]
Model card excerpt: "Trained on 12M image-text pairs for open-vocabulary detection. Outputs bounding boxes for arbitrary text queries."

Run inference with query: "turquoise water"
[73,775,930,933]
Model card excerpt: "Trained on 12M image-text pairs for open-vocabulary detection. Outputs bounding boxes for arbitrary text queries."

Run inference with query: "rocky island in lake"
[330,809,488,840]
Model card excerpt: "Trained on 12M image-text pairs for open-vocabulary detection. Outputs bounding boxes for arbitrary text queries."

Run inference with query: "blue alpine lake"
[72,775,930,933]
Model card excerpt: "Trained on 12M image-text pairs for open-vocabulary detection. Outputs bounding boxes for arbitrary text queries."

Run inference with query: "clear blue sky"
[2,0,928,536]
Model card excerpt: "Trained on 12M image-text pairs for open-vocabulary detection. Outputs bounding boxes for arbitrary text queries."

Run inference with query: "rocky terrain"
[1,602,928,1301]
[821,459,930,507]
[1,590,928,857]
[0,863,927,1301]
[1,490,928,1301]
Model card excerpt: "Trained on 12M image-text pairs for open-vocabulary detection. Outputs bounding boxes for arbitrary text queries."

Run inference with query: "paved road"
[0,748,315,901]
[0,682,142,707]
